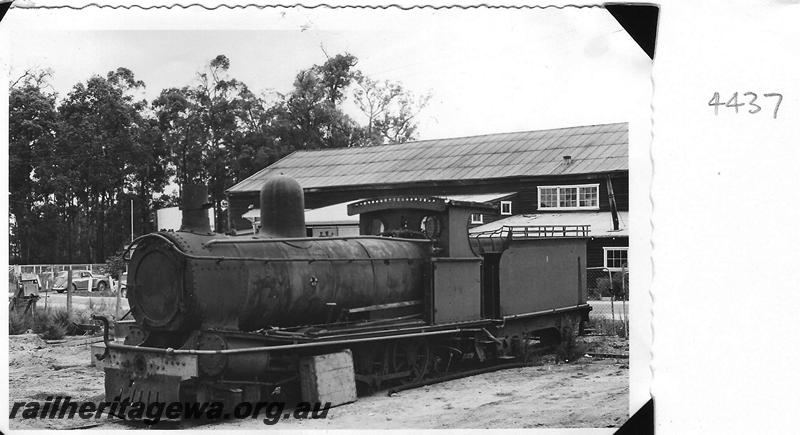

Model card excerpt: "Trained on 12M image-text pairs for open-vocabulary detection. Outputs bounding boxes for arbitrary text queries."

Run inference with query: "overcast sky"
[6,7,651,141]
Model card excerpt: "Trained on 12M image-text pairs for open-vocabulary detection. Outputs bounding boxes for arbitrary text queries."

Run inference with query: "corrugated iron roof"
[227,122,628,193]
[469,211,629,238]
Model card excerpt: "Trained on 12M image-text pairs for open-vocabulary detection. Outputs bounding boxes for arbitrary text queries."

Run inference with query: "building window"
[538,184,599,210]
[312,227,338,237]
[500,201,512,215]
[470,213,484,224]
[603,247,628,271]
[370,219,386,235]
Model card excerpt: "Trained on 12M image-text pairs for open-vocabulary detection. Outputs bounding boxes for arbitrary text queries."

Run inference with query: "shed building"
[226,122,628,271]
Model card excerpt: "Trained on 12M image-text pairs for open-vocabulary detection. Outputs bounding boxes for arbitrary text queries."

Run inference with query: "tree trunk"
[140,187,149,235]
[98,192,106,261]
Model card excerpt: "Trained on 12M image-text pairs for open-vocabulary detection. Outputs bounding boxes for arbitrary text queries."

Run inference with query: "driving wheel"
[391,339,431,383]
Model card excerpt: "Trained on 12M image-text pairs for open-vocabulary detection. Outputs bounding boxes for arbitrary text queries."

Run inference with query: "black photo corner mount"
[615,397,654,435]
[604,3,660,60]
[0,1,11,23]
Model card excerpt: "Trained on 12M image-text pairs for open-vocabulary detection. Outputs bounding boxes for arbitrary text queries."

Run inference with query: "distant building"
[240,202,360,237]
[226,122,628,270]
[155,206,216,232]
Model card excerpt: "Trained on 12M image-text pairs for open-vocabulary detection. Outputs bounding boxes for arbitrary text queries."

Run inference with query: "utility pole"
[130,199,134,242]
[66,265,73,318]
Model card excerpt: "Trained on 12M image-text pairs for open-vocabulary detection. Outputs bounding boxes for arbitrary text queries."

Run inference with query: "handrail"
[91,315,463,357]
[129,233,426,264]
[203,234,431,246]
[471,225,590,240]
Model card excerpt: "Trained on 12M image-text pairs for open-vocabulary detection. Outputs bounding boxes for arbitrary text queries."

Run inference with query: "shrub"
[587,286,603,300]
[64,302,114,335]
[9,310,32,335]
[32,311,50,334]
[30,308,73,339]
[594,274,629,300]
[587,317,628,338]
[15,305,113,339]
[555,339,587,363]
[104,254,125,280]
[72,309,93,325]
[553,324,587,363]
[85,298,117,321]
[37,322,67,340]
[595,277,612,297]
[50,308,73,330]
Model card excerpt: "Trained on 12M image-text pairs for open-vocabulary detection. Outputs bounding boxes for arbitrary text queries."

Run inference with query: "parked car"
[17,273,41,296]
[52,270,110,293]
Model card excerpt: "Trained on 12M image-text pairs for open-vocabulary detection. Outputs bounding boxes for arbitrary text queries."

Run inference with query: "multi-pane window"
[559,187,577,208]
[604,247,628,270]
[500,201,512,215]
[470,213,484,224]
[579,185,598,207]
[538,184,600,210]
[539,187,558,208]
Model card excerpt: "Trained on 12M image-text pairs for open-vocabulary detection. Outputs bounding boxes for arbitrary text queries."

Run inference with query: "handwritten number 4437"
[708,92,782,118]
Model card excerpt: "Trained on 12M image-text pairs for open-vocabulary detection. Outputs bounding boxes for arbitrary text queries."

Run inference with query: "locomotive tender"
[96,175,591,407]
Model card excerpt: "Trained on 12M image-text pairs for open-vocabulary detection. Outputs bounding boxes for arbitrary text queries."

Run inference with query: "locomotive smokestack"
[180,184,212,234]
[260,175,305,238]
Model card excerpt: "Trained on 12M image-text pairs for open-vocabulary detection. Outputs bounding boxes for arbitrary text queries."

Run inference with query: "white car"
[119,272,128,297]
[52,270,111,293]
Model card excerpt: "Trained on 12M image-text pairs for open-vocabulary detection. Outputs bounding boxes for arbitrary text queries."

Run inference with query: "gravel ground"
[8,334,628,430]
[9,334,107,430]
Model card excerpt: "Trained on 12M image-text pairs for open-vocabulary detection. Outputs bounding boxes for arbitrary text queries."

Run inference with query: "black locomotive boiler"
[96,175,591,407]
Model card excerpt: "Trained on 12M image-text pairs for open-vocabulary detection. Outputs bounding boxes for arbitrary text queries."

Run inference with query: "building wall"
[465,198,511,231]
[228,195,258,232]
[155,206,216,232]
[228,172,628,232]
[307,225,360,238]
[587,236,629,269]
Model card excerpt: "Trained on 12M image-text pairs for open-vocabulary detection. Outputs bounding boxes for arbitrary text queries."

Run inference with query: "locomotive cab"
[349,196,496,325]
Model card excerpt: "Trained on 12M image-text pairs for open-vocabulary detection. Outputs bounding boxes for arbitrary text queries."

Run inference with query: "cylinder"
[259,176,305,238]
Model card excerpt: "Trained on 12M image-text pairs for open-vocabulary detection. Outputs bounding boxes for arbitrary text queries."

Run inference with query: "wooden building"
[226,122,628,270]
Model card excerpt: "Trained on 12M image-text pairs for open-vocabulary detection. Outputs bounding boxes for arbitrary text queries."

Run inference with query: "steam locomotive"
[96,175,591,407]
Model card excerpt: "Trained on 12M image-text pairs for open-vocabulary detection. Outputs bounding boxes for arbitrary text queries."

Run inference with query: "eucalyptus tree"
[9,68,58,262]
[56,68,166,261]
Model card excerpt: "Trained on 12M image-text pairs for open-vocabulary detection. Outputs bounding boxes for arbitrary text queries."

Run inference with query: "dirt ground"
[9,334,107,430]
[8,334,629,430]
